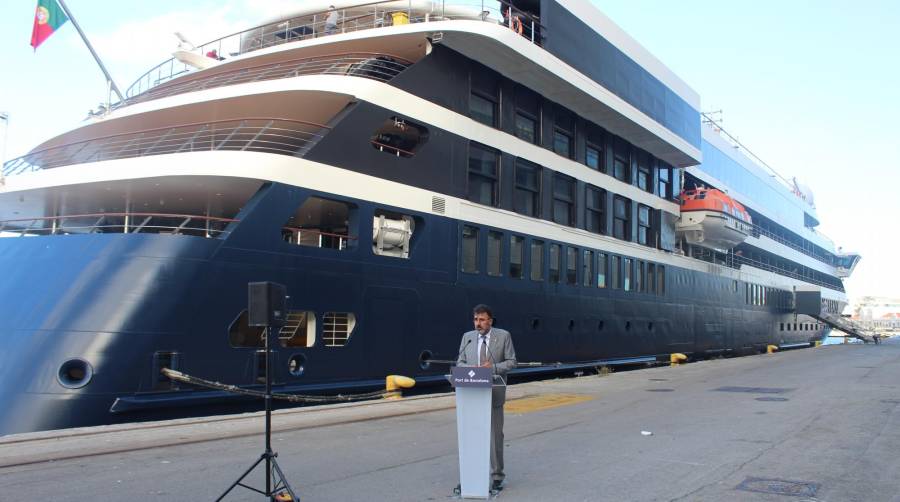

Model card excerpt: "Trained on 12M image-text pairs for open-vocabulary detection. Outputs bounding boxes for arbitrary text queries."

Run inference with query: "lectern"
[449,366,497,499]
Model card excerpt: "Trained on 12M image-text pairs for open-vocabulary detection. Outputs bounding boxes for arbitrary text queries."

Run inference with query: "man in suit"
[457,304,516,492]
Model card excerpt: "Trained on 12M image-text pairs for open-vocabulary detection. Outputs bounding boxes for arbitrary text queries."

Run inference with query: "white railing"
[124,1,541,100]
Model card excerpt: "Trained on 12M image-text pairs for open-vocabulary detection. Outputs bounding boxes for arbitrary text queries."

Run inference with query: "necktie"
[479,335,488,365]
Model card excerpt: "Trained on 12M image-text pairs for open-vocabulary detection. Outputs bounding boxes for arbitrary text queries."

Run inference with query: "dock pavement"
[2,339,900,501]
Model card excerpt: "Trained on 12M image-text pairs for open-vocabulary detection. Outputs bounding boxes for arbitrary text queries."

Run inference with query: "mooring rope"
[161,368,399,403]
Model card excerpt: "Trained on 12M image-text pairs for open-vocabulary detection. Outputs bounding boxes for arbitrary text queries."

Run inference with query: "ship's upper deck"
[116,0,701,168]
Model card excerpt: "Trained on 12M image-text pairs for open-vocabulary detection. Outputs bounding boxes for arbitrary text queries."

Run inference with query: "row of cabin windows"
[228,310,356,349]
[461,225,666,294]
[468,89,674,200]
[468,143,658,247]
[823,298,840,314]
[780,322,821,332]
[745,283,791,307]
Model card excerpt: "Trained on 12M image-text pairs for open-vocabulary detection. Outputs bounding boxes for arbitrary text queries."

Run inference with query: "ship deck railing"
[0,213,238,239]
[0,214,356,251]
[126,52,412,107]
[124,0,541,101]
[2,117,330,176]
[747,222,834,268]
[730,253,845,293]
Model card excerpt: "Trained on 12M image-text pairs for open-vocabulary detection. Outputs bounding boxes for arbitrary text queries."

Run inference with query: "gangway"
[795,288,874,343]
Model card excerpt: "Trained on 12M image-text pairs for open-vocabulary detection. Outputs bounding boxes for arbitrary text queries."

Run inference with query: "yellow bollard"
[670,353,687,366]
[814,340,822,347]
[767,345,778,354]
[385,374,415,399]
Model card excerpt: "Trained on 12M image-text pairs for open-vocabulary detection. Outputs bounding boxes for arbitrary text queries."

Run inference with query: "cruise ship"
[0,0,862,435]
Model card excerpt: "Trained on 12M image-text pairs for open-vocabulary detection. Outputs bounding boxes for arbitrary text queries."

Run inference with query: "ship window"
[228,310,265,348]
[586,185,606,234]
[530,240,544,281]
[647,263,656,292]
[583,250,594,286]
[371,116,429,158]
[288,354,307,377]
[322,312,356,347]
[510,235,524,278]
[611,255,621,289]
[549,243,561,283]
[623,258,633,291]
[552,173,576,226]
[470,92,497,127]
[658,165,672,199]
[514,159,541,217]
[553,128,573,158]
[637,204,651,246]
[461,225,479,273]
[787,323,791,331]
[637,261,645,293]
[278,311,316,348]
[597,253,608,288]
[657,266,665,295]
[566,246,578,285]
[780,322,784,331]
[468,143,500,207]
[283,197,356,251]
[255,351,271,382]
[586,144,602,171]
[613,152,629,182]
[613,196,631,241]
[637,159,651,193]
[373,210,417,259]
[515,112,537,144]
[487,231,503,277]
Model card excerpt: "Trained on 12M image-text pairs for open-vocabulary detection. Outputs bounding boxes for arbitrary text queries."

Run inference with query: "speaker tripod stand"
[218,282,298,501]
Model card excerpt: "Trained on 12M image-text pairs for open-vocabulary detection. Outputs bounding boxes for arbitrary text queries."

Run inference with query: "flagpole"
[54,0,125,103]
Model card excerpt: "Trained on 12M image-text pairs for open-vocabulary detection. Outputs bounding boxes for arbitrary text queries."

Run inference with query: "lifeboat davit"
[676,187,753,252]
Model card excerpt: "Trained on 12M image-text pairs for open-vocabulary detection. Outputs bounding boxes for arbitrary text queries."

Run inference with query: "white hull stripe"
[105,75,681,215]
[1,150,846,302]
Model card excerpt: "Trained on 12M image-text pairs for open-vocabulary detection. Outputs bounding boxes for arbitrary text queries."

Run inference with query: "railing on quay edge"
[125,0,542,100]
[2,118,330,176]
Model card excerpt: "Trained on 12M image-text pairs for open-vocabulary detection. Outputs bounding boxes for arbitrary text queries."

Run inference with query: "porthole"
[597,321,605,331]
[568,319,576,331]
[531,317,541,330]
[648,322,654,331]
[288,354,307,377]
[625,321,631,331]
[419,350,433,370]
[57,358,93,389]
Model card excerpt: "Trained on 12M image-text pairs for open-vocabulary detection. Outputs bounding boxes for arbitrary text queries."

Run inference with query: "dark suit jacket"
[457,328,516,405]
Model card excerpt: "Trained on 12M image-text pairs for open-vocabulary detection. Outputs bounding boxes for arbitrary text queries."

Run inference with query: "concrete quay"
[2,340,900,501]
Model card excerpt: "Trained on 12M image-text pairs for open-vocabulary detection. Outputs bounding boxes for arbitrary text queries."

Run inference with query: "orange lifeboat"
[676,187,753,252]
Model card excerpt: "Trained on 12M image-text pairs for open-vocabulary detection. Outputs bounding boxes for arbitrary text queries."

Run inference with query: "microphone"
[455,338,472,366]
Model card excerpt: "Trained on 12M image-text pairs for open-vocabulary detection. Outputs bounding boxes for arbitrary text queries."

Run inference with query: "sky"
[0,1,898,302]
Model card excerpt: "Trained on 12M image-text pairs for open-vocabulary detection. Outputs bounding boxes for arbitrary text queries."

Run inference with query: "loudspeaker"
[248,282,287,327]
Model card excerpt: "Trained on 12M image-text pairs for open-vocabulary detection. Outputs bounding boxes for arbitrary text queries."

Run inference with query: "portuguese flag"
[31,0,69,50]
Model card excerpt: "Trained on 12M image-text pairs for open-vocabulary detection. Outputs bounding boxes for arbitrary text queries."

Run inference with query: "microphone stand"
[218,325,298,501]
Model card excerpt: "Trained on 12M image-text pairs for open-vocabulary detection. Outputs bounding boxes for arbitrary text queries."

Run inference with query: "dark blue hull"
[0,183,825,435]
